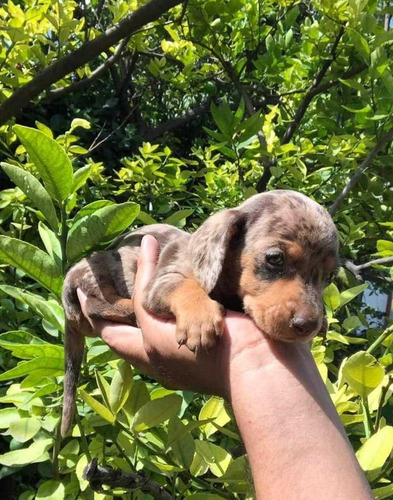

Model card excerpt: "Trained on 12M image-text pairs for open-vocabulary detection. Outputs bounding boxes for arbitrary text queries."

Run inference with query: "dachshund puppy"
[61,190,339,436]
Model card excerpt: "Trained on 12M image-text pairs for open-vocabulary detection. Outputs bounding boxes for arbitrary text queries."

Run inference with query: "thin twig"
[281,25,345,145]
[342,257,393,282]
[46,39,130,101]
[83,459,174,500]
[329,126,393,215]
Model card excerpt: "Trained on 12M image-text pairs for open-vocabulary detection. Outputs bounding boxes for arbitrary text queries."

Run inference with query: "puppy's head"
[191,190,339,342]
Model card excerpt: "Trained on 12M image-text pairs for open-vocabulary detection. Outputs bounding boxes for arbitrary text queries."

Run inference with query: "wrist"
[227,336,312,399]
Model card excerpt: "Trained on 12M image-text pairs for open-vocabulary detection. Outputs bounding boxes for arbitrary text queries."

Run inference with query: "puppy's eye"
[266,250,284,267]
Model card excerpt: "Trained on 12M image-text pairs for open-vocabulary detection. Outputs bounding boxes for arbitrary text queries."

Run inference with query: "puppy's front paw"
[175,300,225,352]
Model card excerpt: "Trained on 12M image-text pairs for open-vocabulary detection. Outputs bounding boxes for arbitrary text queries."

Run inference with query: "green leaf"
[13,125,73,202]
[0,330,45,345]
[0,285,64,331]
[199,396,231,438]
[0,408,21,428]
[164,209,194,227]
[342,316,362,332]
[190,441,209,477]
[38,222,62,267]
[9,417,41,442]
[210,100,234,139]
[285,28,293,47]
[356,426,393,473]
[0,356,64,381]
[36,480,65,500]
[381,69,393,94]
[193,440,232,477]
[266,33,274,52]
[342,104,372,114]
[0,236,63,296]
[377,239,393,256]
[323,283,341,312]
[342,351,385,399]
[95,371,111,409]
[236,112,264,144]
[0,334,63,360]
[234,98,245,123]
[373,484,393,500]
[72,200,115,223]
[79,388,115,423]
[69,118,91,133]
[348,28,370,61]
[0,438,52,466]
[66,202,140,262]
[340,284,368,307]
[109,361,133,414]
[122,380,150,421]
[211,455,249,492]
[133,394,182,432]
[35,121,53,138]
[167,416,195,469]
[1,162,58,230]
[72,165,92,193]
[137,211,157,225]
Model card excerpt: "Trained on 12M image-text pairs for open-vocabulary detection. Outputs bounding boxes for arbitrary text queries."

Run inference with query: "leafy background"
[0,0,392,498]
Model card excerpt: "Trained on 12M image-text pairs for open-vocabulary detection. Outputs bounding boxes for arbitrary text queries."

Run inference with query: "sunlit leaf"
[1,162,58,230]
[0,438,52,466]
[356,426,393,473]
[133,394,182,432]
[13,125,73,202]
[342,351,385,399]
[0,237,63,296]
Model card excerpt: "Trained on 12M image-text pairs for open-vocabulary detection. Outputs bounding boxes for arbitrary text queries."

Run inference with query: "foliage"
[0,0,392,498]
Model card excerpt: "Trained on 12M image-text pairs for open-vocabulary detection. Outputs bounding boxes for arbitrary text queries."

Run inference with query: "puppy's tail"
[61,319,84,438]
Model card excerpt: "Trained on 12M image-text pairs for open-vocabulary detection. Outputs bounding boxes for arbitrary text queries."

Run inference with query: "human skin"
[77,235,373,500]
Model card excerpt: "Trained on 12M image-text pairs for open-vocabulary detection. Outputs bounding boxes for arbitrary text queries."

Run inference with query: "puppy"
[61,190,339,436]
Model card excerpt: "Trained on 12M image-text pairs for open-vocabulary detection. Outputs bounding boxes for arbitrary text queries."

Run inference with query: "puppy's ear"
[190,209,242,293]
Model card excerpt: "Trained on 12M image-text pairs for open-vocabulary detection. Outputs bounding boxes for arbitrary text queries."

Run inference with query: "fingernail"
[141,235,149,251]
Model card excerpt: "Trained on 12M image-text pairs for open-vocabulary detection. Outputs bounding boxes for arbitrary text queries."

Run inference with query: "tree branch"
[255,62,368,193]
[142,100,211,141]
[45,39,129,101]
[356,257,393,271]
[255,26,364,192]
[83,459,174,500]
[343,257,393,283]
[189,37,267,148]
[281,25,345,145]
[0,0,184,125]
[329,125,393,215]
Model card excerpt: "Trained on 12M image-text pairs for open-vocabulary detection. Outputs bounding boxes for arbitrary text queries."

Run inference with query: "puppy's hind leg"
[85,290,136,326]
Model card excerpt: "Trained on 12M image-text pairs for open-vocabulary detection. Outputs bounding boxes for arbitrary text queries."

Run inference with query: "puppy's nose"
[291,315,319,337]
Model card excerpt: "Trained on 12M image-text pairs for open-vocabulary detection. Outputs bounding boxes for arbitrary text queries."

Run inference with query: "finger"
[77,288,152,372]
[133,235,162,326]
[77,289,92,326]
[134,235,159,302]
[99,324,152,373]
[132,235,177,348]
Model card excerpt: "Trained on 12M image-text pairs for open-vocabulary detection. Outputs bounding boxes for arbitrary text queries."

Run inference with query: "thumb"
[133,234,159,308]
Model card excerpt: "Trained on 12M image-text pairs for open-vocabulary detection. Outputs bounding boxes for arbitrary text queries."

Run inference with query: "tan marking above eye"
[284,241,304,261]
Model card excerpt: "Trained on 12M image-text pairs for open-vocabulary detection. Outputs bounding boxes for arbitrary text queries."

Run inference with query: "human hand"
[78,235,373,500]
[77,235,289,401]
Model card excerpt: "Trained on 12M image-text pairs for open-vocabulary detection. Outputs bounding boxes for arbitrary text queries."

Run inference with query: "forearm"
[229,341,373,500]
